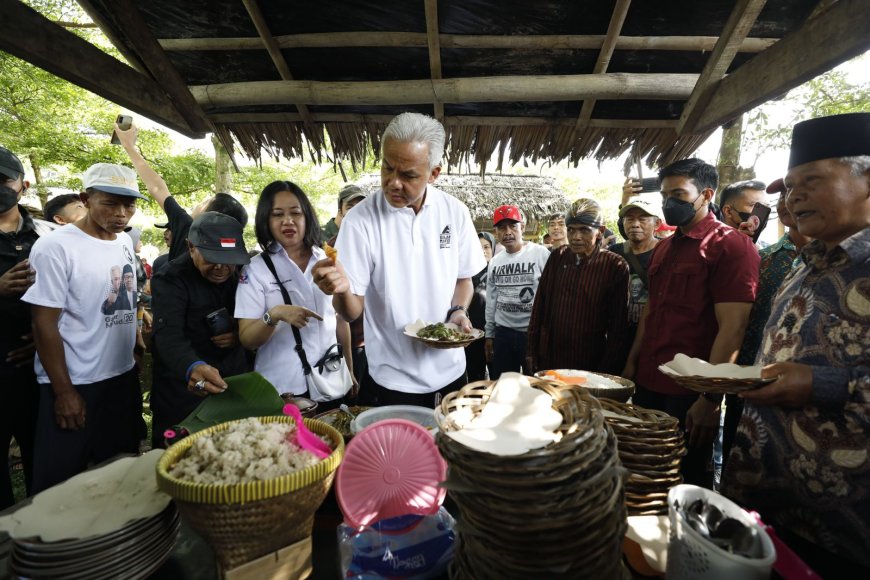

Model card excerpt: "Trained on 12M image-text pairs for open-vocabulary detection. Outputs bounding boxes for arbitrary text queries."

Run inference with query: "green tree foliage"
[739,54,870,169]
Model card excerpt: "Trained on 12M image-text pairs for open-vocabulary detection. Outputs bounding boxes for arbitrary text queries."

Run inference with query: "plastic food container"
[350,405,437,435]
[667,484,776,580]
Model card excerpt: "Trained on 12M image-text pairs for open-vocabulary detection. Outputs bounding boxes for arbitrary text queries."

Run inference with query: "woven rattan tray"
[660,371,774,394]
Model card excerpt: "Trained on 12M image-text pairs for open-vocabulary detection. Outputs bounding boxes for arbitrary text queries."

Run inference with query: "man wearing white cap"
[23,162,148,492]
[722,112,870,576]
[608,196,662,346]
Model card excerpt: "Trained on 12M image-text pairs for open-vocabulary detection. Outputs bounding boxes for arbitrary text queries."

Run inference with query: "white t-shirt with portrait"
[23,226,137,385]
[235,244,338,396]
[336,185,486,393]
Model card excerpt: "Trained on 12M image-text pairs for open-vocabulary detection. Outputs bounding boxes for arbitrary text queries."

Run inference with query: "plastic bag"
[338,508,456,579]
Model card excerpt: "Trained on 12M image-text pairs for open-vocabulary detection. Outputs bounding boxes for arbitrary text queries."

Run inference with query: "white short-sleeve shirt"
[336,185,486,393]
[22,226,137,385]
[235,244,338,395]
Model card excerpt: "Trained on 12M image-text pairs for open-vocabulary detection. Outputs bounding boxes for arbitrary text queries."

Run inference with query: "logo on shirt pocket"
[440,225,451,249]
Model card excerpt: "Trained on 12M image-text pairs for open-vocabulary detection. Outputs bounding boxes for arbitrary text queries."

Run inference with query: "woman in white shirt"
[235,181,354,399]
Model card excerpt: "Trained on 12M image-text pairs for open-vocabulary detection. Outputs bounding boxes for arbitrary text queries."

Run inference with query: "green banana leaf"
[179,372,285,435]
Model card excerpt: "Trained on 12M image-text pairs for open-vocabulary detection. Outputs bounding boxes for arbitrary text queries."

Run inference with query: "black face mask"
[662,194,702,227]
[0,185,21,213]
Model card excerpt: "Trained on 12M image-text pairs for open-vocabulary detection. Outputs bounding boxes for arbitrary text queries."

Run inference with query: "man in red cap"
[723,112,870,576]
[484,205,550,378]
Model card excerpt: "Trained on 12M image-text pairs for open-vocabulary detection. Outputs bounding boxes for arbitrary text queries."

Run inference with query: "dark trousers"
[721,393,743,472]
[1,366,39,508]
[633,385,713,489]
[32,368,142,494]
[464,339,490,382]
[490,326,528,379]
[358,370,467,409]
[351,346,368,387]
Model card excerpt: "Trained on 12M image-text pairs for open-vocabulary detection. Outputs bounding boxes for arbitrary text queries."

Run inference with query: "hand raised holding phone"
[111,115,133,145]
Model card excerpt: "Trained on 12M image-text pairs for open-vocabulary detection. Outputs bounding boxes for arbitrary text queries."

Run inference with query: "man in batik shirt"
[722,112,870,577]
[722,182,813,467]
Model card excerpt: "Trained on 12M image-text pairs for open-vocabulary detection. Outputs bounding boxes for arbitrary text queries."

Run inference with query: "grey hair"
[382,112,445,170]
[839,155,870,176]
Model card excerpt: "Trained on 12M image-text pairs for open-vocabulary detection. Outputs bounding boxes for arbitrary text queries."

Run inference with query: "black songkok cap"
[788,112,870,169]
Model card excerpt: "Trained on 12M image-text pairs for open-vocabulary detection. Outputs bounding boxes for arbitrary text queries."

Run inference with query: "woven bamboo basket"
[534,370,636,403]
[598,399,687,516]
[662,373,774,394]
[156,416,344,569]
[435,378,628,579]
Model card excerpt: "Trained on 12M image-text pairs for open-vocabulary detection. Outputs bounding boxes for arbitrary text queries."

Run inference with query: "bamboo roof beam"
[0,0,197,137]
[240,0,315,127]
[99,0,212,134]
[191,73,698,108]
[677,0,768,134]
[157,33,777,53]
[424,0,444,122]
[689,0,870,134]
[576,0,632,130]
[208,113,678,128]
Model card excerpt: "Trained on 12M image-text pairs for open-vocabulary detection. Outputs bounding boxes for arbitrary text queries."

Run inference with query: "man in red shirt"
[622,158,759,487]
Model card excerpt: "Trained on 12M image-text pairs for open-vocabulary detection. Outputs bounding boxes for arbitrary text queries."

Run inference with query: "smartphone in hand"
[205,307,234,336]
[111,115,133,145]
[749,202,772,244]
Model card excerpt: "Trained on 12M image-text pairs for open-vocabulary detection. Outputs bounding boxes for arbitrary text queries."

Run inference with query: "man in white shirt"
[23,163,146,492]
[312,112,485,407]
[484,205,551,378]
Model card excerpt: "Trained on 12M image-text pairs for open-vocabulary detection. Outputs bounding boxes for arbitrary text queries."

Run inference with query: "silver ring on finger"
[194,379,207,393]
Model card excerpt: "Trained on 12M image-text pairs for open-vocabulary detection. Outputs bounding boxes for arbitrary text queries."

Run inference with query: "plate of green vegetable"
[404,319,484,349]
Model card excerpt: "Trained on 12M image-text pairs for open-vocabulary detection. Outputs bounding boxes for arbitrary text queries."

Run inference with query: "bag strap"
[261,252,313,377]
[621,241,648,289]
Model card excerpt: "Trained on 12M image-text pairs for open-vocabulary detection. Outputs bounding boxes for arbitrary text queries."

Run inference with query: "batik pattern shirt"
[722,227,870,567]
[737,233,800,365]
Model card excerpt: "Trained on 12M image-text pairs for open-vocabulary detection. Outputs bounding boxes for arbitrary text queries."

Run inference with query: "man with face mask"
[622,158,759,488]
[719,179,770,246]
[0,146,55,508]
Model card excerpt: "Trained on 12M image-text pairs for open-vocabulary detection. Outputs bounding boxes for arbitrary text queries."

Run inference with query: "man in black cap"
[115,122,247,263]
[0,146,54,507]
[722,112,870,576]
[149,212,251,448]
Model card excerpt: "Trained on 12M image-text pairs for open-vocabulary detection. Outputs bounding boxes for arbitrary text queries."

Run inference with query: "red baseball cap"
[766,178,786,194]
[493,205,523,226]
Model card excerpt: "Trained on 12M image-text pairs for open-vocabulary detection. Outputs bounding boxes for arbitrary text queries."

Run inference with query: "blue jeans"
[490,326,529,379]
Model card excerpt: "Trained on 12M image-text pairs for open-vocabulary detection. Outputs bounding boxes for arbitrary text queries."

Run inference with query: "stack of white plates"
[8,504,179,580]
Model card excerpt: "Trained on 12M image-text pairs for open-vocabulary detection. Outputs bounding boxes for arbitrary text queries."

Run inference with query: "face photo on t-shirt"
[103,264,134,315]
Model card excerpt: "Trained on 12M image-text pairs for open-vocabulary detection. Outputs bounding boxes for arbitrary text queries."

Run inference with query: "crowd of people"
[0,110,867,576]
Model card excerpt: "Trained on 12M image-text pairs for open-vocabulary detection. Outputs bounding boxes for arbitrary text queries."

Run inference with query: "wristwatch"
[262,310,277,327]
[445,305,469,321]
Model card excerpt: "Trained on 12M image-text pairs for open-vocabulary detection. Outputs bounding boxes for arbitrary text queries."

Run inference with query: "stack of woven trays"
[598,399,686,516]
[435,379,629,580]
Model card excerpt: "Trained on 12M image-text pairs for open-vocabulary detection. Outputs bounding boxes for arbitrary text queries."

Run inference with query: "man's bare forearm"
[31,307,74,395]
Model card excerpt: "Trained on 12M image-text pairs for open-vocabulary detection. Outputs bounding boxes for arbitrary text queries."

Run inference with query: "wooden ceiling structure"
[1,0,868,171]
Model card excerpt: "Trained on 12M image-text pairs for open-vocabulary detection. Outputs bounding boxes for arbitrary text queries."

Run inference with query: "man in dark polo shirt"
[0,146,54,507]
[622,158,759,488]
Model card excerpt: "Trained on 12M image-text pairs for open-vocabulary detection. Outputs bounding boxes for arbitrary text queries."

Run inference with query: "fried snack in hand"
[324,243,338,261]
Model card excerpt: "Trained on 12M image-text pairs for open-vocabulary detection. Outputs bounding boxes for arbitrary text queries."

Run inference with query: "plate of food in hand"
[403,319,484,349]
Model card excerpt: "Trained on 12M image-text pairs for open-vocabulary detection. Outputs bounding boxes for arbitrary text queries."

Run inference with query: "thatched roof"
[356,173,569,232]
[4,0,868,170]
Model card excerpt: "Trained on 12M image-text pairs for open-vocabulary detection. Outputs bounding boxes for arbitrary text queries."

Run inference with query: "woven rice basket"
[156,416,344,569]
[435,378,628,579]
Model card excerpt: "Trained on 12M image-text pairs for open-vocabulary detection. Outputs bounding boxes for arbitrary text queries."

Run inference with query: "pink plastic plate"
[336,419,447,529]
